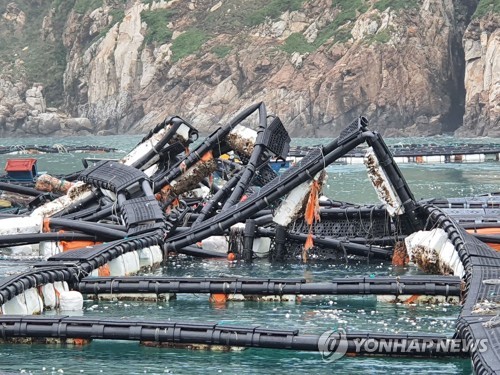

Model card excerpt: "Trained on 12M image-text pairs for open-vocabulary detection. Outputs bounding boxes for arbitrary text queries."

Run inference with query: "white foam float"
[109,252,141,276]
[1,294,28,315]
[109,255,126,276]
[0,216,42,235]
[138,247,155,268]
[41,283,57,309]
[252,237,271,258]
[1,288,44,315]
[120,124,170,170]
[364,147,404,216]
[138,246,163,269]
[404,228,465,277]
[59,291,84,311]
[123,251,140,275]
[25,288,44,314]
[273,180,311,227]
[150,245,163,265]
[39,241,61,258]
[226,124,257,157]
[201,236,228,253]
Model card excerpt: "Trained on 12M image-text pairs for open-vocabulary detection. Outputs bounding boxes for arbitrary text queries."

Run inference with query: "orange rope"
[302,179,321,262]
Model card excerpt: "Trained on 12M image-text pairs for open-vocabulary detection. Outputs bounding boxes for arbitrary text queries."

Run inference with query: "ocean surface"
[0,133,499,374]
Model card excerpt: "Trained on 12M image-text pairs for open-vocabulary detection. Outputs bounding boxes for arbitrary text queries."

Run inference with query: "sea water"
[0,133,498,374]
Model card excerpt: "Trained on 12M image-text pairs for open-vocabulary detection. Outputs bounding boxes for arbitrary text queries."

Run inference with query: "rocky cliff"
[458,12,500,136]
[0,0,498,137]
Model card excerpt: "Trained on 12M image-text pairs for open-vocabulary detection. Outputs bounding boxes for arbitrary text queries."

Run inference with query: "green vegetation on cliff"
[244,0,304,26]
[211,45,233,59]
[142,9,176,44]
[281,0,368,54]
[171,29,209,63]
[281,33,315,54]
[374,0,420,11]
[74,0,102,14]
[473,0,500,17]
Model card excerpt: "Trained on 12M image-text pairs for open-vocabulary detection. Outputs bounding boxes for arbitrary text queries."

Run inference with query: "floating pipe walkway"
[74,275,462,297]
[285,143,500,165]
[0,315,466,357]
[422,204,500,374]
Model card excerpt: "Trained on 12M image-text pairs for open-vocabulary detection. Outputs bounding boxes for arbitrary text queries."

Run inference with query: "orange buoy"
[98,264,111,277]
[227,253,236,261]
[61,240,101,252]
[209,293,228,304]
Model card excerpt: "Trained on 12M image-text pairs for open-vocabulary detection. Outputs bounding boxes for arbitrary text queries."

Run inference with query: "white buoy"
[25,288,44,314]
[1,294,28,315]
[405,228,464,276]
[252,237,271,257]
[0,216,41,235]
[150,245,163,265]
[39,241,61,258]
[201,236,228,253]
[123,251,140,275]
[138,247,154,268]
[109,255,126,276]
[59,291,83,311]
[41,283,57,309]
[31,182,93,219]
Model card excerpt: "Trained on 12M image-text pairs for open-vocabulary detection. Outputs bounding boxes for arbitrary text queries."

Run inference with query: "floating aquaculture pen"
[0,103,498,373]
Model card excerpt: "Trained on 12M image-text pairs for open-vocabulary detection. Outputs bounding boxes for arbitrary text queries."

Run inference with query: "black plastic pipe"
[154,102,265,192]
[165,123,370,251]
[0,182,45,197]
[75,275,462,297]
[0,316,466,357]
[48,218,127,240]
[0,232,97,247]
[257,227,393,259]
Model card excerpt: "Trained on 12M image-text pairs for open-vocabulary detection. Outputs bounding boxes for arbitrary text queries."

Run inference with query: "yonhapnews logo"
[318,329,488,363]
[317,328,348,363]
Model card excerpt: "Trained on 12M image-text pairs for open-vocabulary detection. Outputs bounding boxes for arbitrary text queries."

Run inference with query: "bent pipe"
[165,118,371,251]
[132,117,196,171]
[193,169,245,225]
[469,233,500,244]
[221,108,269,209]
[75,275,462,296]
[420,203,500,374]
[0,315,465,357]
[153,102,266,192]
[50,192,101,218]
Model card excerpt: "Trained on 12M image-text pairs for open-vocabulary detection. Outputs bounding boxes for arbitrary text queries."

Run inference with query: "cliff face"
[457,13,500,136]
[0,0,498,137]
